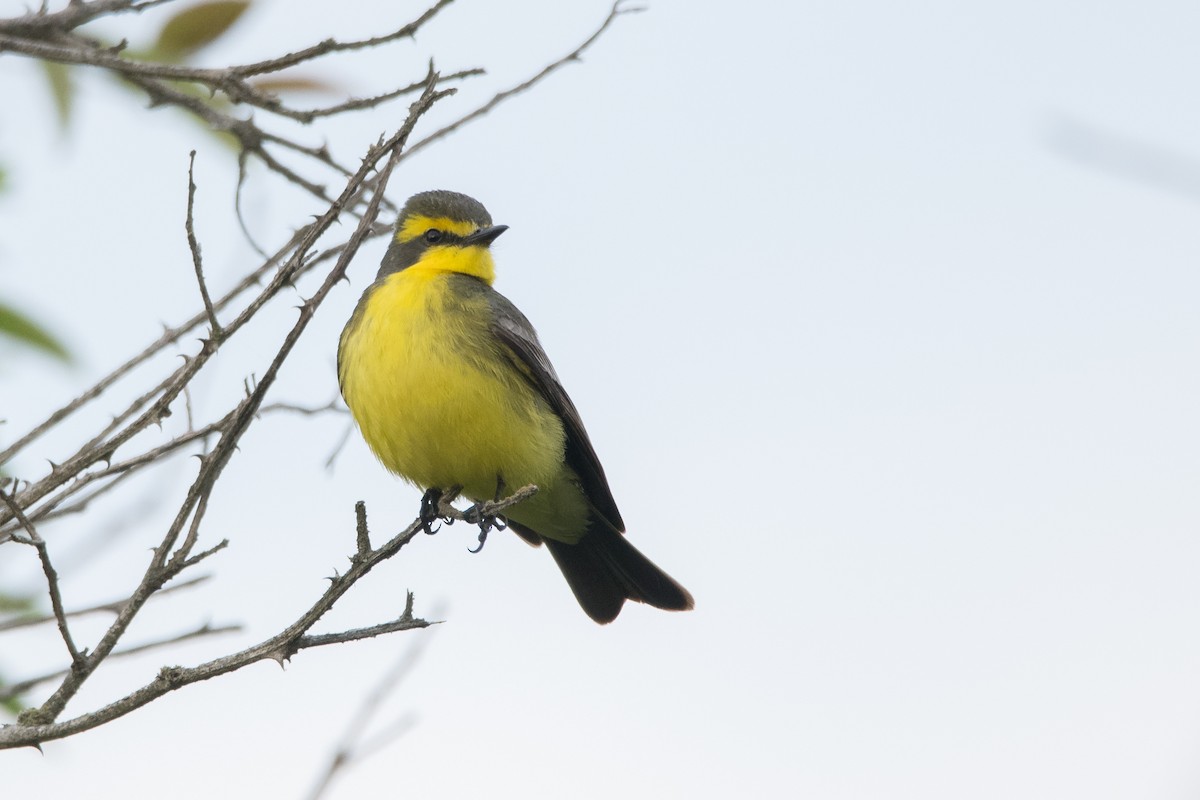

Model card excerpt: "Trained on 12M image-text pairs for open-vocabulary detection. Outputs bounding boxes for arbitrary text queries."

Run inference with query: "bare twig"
[124,71,335,202]
[0,0,175,35]
[0,488,84,669]
[228,0,457,80]
[185,151,222,338]
[354,500,371,556]
[289,66,484,122]
[293,615,435,650]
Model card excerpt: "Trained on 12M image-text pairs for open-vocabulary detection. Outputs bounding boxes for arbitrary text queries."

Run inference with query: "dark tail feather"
[527,524,694,624]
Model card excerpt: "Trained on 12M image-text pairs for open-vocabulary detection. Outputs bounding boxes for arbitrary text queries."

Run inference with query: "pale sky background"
[3,1,1200,798]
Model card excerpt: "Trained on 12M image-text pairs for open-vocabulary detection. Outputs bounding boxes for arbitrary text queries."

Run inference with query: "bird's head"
[378,190,508,284]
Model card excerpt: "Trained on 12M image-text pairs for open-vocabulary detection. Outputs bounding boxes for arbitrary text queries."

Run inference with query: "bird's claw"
[464,502,507,553]
[419,488,442,535]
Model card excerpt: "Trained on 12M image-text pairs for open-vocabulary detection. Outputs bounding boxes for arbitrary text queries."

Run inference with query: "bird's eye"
[424,229,443,243]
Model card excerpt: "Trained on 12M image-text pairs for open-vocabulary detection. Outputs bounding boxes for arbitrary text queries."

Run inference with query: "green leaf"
[152,1,251,60]
[0,165,8,194]
[0,593,36,614]
[0,302,70,362]
[40,60,74,129]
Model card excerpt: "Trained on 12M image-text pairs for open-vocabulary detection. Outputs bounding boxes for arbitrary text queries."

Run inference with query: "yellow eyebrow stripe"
[396,215,479,243]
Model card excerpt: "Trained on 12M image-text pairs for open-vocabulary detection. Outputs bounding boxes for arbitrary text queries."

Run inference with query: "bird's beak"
[463,225,508,248]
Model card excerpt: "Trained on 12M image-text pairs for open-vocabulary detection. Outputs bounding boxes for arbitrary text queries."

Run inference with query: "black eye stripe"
[424,229,443,243]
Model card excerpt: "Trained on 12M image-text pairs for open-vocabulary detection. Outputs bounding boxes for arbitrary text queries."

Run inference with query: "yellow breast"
[338,267,566,503]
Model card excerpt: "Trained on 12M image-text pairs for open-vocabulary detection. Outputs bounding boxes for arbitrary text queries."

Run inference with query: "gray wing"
[486,289,625,533]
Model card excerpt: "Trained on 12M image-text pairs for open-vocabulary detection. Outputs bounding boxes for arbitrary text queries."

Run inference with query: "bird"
[337,190,693,623]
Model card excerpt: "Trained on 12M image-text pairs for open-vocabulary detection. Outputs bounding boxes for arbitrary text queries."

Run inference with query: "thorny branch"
[0,486,537,748]
[17,77,448,729]
[0,1,176,36]
[185,150,222,338]
[0,0,464,123]
[0,488,85,669]
[0,0,629,749]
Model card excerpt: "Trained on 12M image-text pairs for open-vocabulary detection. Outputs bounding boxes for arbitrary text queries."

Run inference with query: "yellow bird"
[338,190,693,623]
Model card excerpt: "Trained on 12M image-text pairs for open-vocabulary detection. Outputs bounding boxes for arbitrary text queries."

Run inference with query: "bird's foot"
[419,488,443,535]
[463,502,508,554]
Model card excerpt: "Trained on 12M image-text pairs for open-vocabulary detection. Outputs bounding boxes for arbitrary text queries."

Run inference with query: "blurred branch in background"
[305,606,444,800]
[1045,114,1200,203]
[0,0,629,750]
